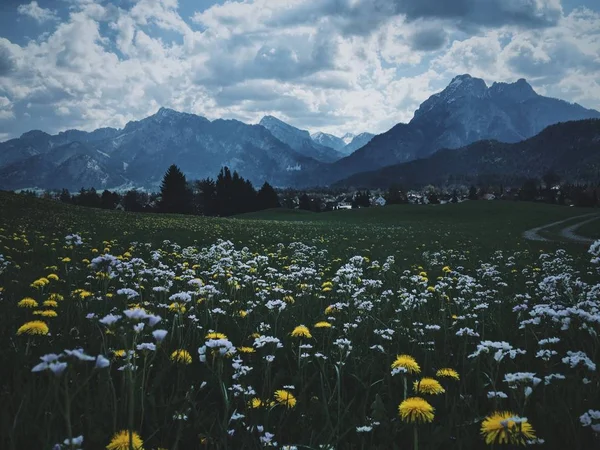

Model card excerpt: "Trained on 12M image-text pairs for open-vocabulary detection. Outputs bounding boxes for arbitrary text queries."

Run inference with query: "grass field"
[0,191,599,449]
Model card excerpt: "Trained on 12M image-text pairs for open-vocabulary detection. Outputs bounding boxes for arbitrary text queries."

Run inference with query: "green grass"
[2,193,594,259]
[1,191,599,449]
[576,216,600,239]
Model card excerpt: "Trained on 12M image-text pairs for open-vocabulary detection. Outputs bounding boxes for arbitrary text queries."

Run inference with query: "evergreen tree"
[100,190,120,210]
[518,178,539,202]
[215,167,234,216]
[123,190,144,212]
[468,185,478,200]
[298,193,311,211]
[59,189,71,203]
[256,182,280,210]
[194,178,217,216]
[159,164,193,214]
[385,184,408,204]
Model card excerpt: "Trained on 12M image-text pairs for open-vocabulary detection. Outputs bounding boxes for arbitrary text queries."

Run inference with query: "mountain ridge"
[319,74,600,185]
[333,119,600,189]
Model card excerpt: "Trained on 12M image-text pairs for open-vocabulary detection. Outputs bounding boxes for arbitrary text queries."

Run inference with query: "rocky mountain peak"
[490,78,538,102]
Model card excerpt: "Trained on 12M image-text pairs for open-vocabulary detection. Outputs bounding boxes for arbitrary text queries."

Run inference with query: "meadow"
[0,191,598,449]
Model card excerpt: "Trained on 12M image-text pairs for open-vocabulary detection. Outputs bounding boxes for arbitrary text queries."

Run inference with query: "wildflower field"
[0,191,599,449]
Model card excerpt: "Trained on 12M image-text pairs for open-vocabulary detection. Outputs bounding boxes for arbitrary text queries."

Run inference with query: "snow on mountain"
[310,131,346,151]
[341,133,355,145]
[259,116,344,163]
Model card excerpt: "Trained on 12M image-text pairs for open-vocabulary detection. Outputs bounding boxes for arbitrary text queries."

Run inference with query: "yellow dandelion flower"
[481,412,536,446]
[17,320,49,336]
[398,397,435,423]
[324,305,338,315]
[31,278,50,288]
[427,286,436,292]
[250,332,261,339]
[436,368,460,380]
[62,257,71,263]
[113,350,127,358]
[238,346,255,353]
[283,295,295,304]
[314,321,332,328]
[391,354,421,374]
[106,430,144,450]
[413,378,445,395]
[168,302,186,314]
[47,274,59,281]
[249,397,266,409]
[18,297,38,308]
[291,325,312,338]
[49,293,64,301]
[43,300,58,308]
[205,332,227,340]
[40,310,58,318]
[273,389,297,408]
[419,271,427,277]
[237,310,248,318]
[171,349,192,365]
[442,266,452,273]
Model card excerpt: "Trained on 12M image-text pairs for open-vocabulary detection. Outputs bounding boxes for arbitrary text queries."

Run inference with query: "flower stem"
[413,426,418,450]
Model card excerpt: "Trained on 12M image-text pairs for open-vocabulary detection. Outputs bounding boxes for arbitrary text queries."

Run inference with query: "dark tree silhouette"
[519,178,540,202]
[468,185,478,200]
[100,190,120,210]
[194,178,217,215]
[159,164,193,214]
[298,193,311,211]
[256,182,280,210]
[123,190,145,212]
[352,191,371,208]
[385,184,408,204]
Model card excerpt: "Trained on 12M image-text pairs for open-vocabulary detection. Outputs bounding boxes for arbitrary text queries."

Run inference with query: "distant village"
[279,181,600,212]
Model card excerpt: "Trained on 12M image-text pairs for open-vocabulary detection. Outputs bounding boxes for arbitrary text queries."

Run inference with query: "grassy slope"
[576,216,600,239]
[0,192,595,263]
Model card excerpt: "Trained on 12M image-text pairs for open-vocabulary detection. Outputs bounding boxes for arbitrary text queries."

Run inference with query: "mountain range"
[1,74,599,191]
[334,119,600,188]
[310,131,375,156]
[318,74,600,185]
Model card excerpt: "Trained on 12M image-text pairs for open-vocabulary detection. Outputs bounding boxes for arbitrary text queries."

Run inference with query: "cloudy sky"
[0,0,599,142]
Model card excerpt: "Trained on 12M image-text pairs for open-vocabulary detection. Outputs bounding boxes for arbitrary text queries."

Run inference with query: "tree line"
[53,165,280,216]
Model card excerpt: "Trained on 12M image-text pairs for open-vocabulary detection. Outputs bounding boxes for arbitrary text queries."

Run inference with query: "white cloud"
[0,0,599,141]
[17,1,58,23]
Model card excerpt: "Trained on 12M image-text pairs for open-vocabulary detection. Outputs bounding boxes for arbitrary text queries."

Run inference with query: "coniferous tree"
[256,182,280,210]
[100,190,120,210]
[468,185,478,200]
[385,184,408,204]
[59,188,71,203]
[194,178,217,216]
[298,193,311,211]
[123,190,144,212]
[215,167,234,216]
[159,164,193,214]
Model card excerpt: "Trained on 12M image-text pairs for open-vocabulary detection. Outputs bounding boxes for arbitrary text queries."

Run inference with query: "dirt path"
[523,213,599,244]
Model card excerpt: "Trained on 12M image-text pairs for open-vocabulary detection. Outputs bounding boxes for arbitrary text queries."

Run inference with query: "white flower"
[152,329,168,342]
[64,349,95,361]
[95,355,110,369]
[99,313,121,326]
[137,342,157,352]
[124,307,149,320]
